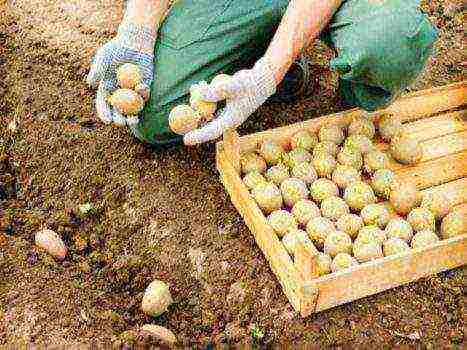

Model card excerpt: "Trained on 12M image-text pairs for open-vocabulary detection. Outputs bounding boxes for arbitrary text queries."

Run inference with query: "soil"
[1,0,465,347]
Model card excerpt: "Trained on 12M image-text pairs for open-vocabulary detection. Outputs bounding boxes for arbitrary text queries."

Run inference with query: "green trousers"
[132,0,437,146]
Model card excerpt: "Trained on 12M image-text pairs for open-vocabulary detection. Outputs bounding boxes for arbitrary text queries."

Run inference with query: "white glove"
[183,57,277,145]
[86,22,156,126]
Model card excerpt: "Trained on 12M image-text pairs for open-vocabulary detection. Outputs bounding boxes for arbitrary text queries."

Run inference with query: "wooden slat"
[403,110,467,138]
[452,203,467,215]
[228,82,467,153]
[421,178,467,208]
[222,129,241,174]
[217,147,304,311]
[303,234,467,316]
[394,151,467,189]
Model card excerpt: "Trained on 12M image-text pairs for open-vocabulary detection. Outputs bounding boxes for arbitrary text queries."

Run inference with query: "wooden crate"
[216,81,467,317]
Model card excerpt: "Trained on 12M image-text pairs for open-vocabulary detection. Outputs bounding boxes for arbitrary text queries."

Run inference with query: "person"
[87,0,437,147]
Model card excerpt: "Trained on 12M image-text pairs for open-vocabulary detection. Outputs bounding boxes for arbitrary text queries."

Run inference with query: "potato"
[407,207,436,232]
[282,229,317,257]
[331,164,361,189]
[441,211,467,239]
[385,218,413,242]
[370,169,395,199]
[306,216,336,249]
[134,83,150,101]
[281,178,309,207]
[389,181,421,215]
[35,229,67,261]
[324,231,352,258]
[390,133,423,165]
[241,152,267,174]
[290,130,318,151]
[283,148,312,168]
[318,125,344,145]
[292,199,321,226]
[265,163,289,185]
[291,162,318,185]
[168,104,201,135]
[312,153,337,178]
[420,192,451,220]
[109,88,145,116]
[331,253,358,272]
[383,237,410,256]
[252,182,283,214]
[267,210,298,237]
[348,116,375,139]
[343,181,376,211]
[259,140,285,165]
[141,280,173,317]
[242,171,267,190]
[411,230,439,249]
[310,178,339,203]
[336,213,364,239]
[360,204,391,229]
[353,241,383,263]
[378,114,402,141]
[356,225,386,245]
[344,134,373,154]
[320,196,350,222]
[316,253,333,276]
[313,141,339,157]
[363,150,390,174]
[337,147,363,170]
[190,85,217,120]
[116,63,142,89]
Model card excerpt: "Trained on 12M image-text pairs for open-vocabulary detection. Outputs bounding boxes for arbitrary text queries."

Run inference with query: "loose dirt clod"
[141,280,173,317]
[385,218,414,242]
[34,229,67,261]
[290,130,318,150]
[324,230,352,258]
[116,63,142,89]
[411,230,440,249]
[168,104,201,135]
[109,88,144,115]
[267,210,298,237]
[331,253,358,272]
[383,237,410,256]
[440,211,466,239]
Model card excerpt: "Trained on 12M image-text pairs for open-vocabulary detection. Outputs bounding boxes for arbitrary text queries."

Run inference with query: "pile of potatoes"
[241,115,465,276]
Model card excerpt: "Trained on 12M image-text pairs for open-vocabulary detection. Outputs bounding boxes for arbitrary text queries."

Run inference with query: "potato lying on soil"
[441,211,466,239]
[353,241,383,263]
[348,116,375,139]
[336,213,364,239]
[290,130,318,151]
[306,216,336,249]
[320,196,350,222]
[310,178,339,203]
[378,114,402,141]
[420,192,451,220]
[242,171,267,190]
[265,163,289,185]
[389,181,421,215]
[383,237,410,256]
[363,149,390,174]
[337,147,363,170]
[281,178,309,207]
[252,182,283,214]
[313,141,339,157]
[282,229,317,257]
[332,164,361,189]
[343,181,376,211]
[318,124,344,145]
[344,134,373,154]
[292,199,321,226]
[411,230,440,249]
[210,73,232,100]
[324,231,352,258]
[312,153,337,178]
[291,162,318,185]
[141,280,173,317]
[407,207,436,232]
[267,210,298,237]
[241,152,267,174]
[360,204,391,229]
[116,63,142,89]
[371,169,395,199]
[35,229,67,261]
[259,140,285,166]
[316,253,333,276]
[385,218,414,242]
[356,225,386,245]
[283,148,312,168]
[139,324,177,346]
[190,85,217,120]
[390,133,423,165]
[109,88,145,116]
[331,253,358,272]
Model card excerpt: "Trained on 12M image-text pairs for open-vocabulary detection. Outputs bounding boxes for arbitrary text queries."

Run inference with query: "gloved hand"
[86,22,156,126]
[184,57,278,145]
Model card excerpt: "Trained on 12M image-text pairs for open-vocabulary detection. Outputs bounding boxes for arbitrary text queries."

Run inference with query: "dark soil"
[1,1,465,347]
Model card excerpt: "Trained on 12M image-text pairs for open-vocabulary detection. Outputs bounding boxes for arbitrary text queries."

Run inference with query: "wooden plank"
[222,129,241,174]
[295,242,319,280]
[403,110,467,139]
[302,235,467,316]
[227,82,467,153]
[421,178,467,208]
[216,147,305,311]
[393,151,467,189]
[452,203,467,215]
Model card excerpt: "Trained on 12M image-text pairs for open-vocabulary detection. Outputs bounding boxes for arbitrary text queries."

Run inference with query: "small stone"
[141,280,173,317]
[140,324,177,345]
[35,229,67,261]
